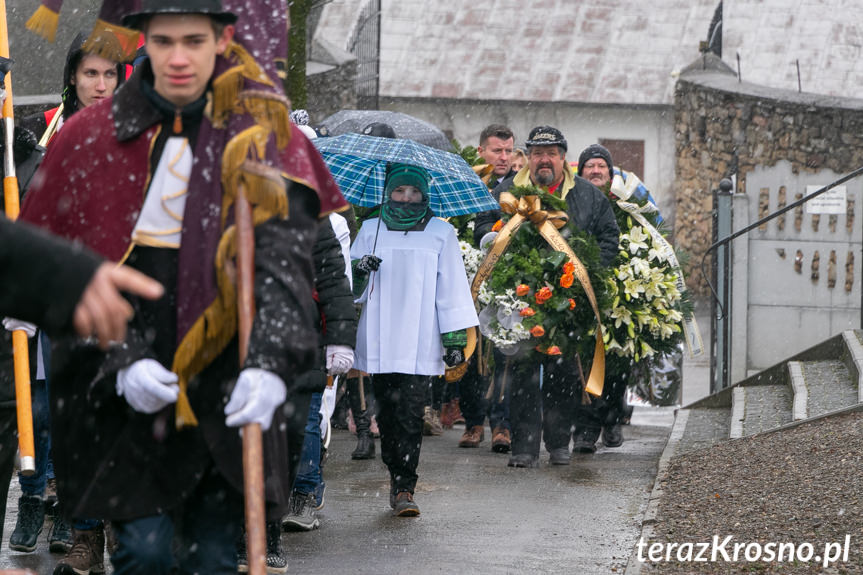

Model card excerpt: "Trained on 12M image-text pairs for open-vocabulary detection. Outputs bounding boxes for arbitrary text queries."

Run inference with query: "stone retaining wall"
[674,63,863,296]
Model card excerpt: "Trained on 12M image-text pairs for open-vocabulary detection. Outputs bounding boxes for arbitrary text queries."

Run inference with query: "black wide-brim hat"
[123,0,238,30]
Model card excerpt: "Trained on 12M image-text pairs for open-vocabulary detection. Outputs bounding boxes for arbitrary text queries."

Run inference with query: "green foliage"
[507,184,568,211]
[478,190,611,360]
[448,214,479,246]
[451,139,482,166]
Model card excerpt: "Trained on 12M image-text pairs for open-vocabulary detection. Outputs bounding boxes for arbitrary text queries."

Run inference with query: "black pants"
[264,390,312,522]
[428,376,446,411]
[460,349,510,431]
[0,405,17,542]
[573,370,629,437]
[509,357,579,456]
[372,373,429,495]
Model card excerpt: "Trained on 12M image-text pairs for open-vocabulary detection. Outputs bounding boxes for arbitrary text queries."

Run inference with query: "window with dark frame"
[599,138,645,178]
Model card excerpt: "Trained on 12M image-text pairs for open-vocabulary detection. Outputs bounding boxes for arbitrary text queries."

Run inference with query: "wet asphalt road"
[1,407,673,575]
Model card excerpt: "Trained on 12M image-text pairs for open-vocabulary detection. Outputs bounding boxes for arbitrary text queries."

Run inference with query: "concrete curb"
[841,330,863,403]
[787,361,808,420]
[729,387,745,438]
[625,408,689,575]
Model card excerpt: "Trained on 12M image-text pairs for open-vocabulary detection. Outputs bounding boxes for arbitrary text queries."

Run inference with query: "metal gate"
[348,0,381,110]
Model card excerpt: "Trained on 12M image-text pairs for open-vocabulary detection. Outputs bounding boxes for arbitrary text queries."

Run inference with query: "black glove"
[442,347,465,367]
[356,254,382,274]
[13,126,38,161]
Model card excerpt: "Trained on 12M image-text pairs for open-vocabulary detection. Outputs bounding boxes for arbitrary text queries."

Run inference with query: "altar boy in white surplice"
[351,163,478,517]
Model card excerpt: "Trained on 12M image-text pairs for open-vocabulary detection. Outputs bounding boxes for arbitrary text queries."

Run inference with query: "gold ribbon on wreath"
[470,192,605,397]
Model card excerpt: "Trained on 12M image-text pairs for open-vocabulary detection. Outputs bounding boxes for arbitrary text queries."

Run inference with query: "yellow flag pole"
[0,0,36,476]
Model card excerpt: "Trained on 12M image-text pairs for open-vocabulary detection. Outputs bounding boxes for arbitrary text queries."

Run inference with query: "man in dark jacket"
[18,1,346,572]
[459,124,518,452]
[472,126,619,468]
[475,126,620,264]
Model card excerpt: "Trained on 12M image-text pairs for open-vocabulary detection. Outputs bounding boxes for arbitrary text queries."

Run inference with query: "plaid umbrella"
[314,132,498,217]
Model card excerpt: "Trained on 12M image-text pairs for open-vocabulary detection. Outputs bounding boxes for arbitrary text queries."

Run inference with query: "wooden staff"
[0,0,35,476]
[235,183,265,575]
[38,102,63,147]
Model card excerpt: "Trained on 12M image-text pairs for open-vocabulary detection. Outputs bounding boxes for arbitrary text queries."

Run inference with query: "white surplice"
[352,217,478,376]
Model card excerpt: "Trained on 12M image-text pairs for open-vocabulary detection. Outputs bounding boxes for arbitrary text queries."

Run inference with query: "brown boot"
[439,400,455,429]
[53,525,105,575]
[422,406,443,436]
[451,398,465,425]
[458,425,484,448]
[491,426,512,453]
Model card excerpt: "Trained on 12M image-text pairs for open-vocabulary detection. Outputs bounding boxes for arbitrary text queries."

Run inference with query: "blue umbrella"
[313,133,499,217]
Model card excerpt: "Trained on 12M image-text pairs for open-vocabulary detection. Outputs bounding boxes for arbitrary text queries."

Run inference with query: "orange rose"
[519,307,535,317]
[530,325,546,337]
[568,298,576,310]
[546,346,562,356]
[516,284,530,297]
[559,273,574,288]
[563,262,575,275]
[535,287,553,304]
[491,219,504,232]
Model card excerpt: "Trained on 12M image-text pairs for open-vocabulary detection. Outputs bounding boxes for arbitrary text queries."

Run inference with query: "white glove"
[3,318,37,338]
[479,231,499,253]
[319,379,338,438]
[116,359,180,414]
[224,368,287,431]
[325,344,354,375]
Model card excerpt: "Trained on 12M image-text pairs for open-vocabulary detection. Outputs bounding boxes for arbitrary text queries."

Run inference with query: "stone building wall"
[674,59,863,296]
[305,60,357,123]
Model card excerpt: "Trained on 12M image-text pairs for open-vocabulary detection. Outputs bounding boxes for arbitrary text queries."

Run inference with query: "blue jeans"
[19,331,53,496]
[292,392,324,504]
[111,469,242,575]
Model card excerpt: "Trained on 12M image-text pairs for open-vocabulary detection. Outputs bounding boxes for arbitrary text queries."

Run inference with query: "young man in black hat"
[20,1,346,573]
[473,126,619,468]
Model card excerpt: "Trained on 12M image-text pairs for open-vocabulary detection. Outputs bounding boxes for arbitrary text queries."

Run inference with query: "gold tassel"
[83,19,140,62]
[171,227,240,430]
[220,126,273,228]
[240,91,292,149]
[224,42,274,87]
[25,5,60,43]
[174,381,199,428]
[212,42,276,126]
[211,65,244,128]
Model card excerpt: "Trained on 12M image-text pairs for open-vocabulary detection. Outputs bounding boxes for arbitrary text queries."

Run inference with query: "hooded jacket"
[18,32,127,140]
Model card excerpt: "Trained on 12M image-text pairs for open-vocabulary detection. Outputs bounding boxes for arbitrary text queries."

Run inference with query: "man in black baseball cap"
[472,126,620,469]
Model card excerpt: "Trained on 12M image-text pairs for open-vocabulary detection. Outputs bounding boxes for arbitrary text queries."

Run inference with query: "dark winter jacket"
[290,217,358,395]
[474,167,620,266]
[0,218,101,408]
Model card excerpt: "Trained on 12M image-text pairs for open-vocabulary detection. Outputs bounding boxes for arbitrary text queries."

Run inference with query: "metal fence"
[348,0,381,110]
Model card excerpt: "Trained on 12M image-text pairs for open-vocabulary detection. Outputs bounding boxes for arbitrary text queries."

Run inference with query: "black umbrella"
[318,109,452,151]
